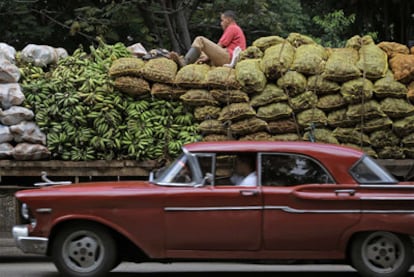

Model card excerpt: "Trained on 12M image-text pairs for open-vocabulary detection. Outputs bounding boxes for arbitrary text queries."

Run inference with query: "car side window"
[260,153,334,186]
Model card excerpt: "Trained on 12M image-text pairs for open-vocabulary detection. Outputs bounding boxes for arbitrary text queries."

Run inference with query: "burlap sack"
[271,133,300,141]
[267,118,298,134]
[345,35,375,50]
[260,42,295,79]
[250,84,287,108]
[203,134,229,141]
[377,146,405,159]
[303,128,339,144]
[109,57,145,77]
[357,43,388,80]
[317,94,347,111]
[323,48,361,82]
[114,76,150,96]
[332,127,371,146]
[297,108,327,128]
[343,143,378,158]
[235,59,266,93]
[230,117,268,136]
[408,81,414,102]
[218,103,256,122]
[346,100,386,120]
[206,67,241,89]
[377,42,409,58]
[370,129,400,148]
[240,131,272,141]
[328,108,359,128]
[389,54,414,83]
[393,115,414,137]
[12,143,51,160]
[290,91,318,112]
[256,102,293,121]
[402,133,414,146]
[141,57,177,83]
[252,35,285,51]
[199,119,227,135]
[380,98,414,119]
[307,75,340,95]
[286,32,316,47]
[355,117,393,133]
[277,70,307,97]
[194,106,221,121]
[374,71,407,98]
[291,44,328,75]
[210,89,249,104]
[151,83,175,99]
[239,46,263,61]
[174,63,210,88]
[340,78,374,104]
[180,89,219,106]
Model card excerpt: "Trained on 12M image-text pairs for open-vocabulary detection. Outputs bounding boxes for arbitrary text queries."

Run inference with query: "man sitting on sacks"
[169,10,246,68]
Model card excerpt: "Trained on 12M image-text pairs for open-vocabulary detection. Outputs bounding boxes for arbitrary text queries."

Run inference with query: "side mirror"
[194,173,213,188]
[149,171,154,182]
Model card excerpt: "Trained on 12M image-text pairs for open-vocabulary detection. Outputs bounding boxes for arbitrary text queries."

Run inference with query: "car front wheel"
[52,224,117,277]
[351,231,413,277]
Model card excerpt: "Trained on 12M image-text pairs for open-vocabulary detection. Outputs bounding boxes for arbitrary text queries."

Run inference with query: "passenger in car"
[230,154,257,186]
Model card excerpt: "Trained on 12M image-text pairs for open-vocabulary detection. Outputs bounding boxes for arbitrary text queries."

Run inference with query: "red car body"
[12,141,414,277]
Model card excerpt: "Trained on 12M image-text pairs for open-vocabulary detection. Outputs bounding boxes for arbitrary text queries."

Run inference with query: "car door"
[260,152,361,251]
[164,153,262,251]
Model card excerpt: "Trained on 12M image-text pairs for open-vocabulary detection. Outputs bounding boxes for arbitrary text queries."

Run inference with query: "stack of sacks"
[0,43,50,160]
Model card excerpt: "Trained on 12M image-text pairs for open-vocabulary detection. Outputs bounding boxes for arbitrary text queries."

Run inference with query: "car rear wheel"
[52,224,117,277]
[351,231,413,277]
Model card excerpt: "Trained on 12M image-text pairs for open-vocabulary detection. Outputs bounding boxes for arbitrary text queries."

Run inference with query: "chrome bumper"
[12,225,48,255]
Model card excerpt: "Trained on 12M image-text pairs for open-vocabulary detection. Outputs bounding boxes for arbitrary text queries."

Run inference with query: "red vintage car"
[12,141,414,277]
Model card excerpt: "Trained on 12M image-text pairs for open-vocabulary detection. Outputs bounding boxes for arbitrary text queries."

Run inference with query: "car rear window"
[349,155,397,184]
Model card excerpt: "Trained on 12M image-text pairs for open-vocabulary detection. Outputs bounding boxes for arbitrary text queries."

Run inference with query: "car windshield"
[154,154,195,186]
[349,155,398,184]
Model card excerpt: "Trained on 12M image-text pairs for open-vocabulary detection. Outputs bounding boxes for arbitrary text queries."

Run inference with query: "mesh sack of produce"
[355,117,393,133]
[12,143,51,160]
[211,89,249,104]
[114,76,150,96]
[307,75,340,95]
[402,133,414,146]
[252,35,285,51]
[393,115,414,137]
[239,46,263,61]
[276,70,307,97]
[370,129,400,148]
[380,98,414,119]
[377,41,409,58]
[256,102,293,121]
[286,32,316,47]
[230,117,268,136]
[303,128,339,144]
[356,43,388,80]
[250,84,288,108]
[332,127,371,145]
[0,106,34,126]
[20,44,58,67]
[322,48,361,82]
[0,125,12,143]
[240,131,272,141]
[0,83,25,109]
[174,63,210,88]
[404,147,414,159]
[218,103,256,122]
[377,146,405,159]
[10,121,46,145]
[180,89,219,106]
[260,42,295,79]
[291,44,328,75]
[290,91,318,112]
[328,108,359,128]
[271,133,300,141]
[0,142,13,159]
[0,60,20,83]
[316,94,347,111]
[374,71,407,98]
[199,119,227,135]
[407,81,414,102]
[109,57,145,77]
[171,87,187,99]
[267,118,298,134]
[346,35,375,50]
[389,54,414,83]
[346,100,386,120]
[0,43,16,63]
[141,57,177,83]
[340,78,374,104]
[235,59,266,93]
[296,108,327,128]
[342,143,378,158]
[206,67,241,89]
[151,83,174,99]
[194,105,221,121]
[203,134,229,142]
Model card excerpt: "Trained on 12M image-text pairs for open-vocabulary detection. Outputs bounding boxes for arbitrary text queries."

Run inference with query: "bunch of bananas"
[19,40,200,161]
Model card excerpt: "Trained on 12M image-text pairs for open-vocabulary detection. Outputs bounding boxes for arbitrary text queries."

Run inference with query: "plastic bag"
[10,121,46,145]
[12,143,51,160]
[0,43,16,63]
[0,83,25,109]
[21,44,58,67]
[0,143,13,158]
[0,125,13,143]
[0,106,34,125]
[0,60,20,83]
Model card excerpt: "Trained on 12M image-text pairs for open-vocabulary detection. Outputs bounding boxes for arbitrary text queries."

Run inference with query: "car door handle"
[335,189,356,196]
[240,190,259,196]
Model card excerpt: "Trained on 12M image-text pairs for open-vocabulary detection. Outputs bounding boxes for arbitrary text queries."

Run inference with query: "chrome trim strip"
[165,206,262,211]
[265,205,360,214]
[36,208,52,213]
[359,185,414,189]
[361,197,414,201]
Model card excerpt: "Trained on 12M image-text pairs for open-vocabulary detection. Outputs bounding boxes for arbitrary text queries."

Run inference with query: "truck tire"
[52,223,117,277]
[350,231,413,277]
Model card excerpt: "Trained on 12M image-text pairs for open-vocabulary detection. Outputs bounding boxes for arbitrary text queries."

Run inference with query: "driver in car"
[230,154,257,186]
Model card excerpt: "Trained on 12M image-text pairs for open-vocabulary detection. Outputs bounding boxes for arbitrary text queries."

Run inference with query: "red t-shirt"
[218,23,246,58]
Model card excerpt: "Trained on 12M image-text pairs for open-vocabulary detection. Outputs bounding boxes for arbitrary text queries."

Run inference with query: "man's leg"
[192,36,230,66]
